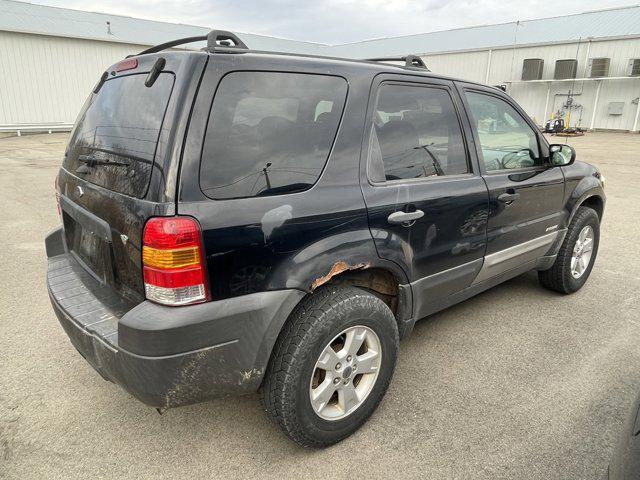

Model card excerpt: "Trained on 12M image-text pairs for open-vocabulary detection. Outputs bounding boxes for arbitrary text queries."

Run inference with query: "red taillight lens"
[142,217,210,306]
[115,58,138,72]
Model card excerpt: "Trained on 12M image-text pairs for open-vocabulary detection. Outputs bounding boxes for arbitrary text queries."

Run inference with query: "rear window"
[199,71,347,199]
[63,73,174,198]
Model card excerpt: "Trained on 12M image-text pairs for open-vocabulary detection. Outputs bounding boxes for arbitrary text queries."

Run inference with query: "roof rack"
[365,55,429,70]
[135,30,430,74]
[137,30,248,56]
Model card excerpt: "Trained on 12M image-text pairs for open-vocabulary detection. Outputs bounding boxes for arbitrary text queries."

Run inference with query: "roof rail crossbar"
[365,55,429,71]
[135,30,248,56]
[138,35,207,55]
[206,30,248,50]
[405,55,428,69]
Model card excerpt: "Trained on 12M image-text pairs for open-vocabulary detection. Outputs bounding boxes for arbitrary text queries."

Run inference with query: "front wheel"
[539,206,600,294]
[260,285,399,447]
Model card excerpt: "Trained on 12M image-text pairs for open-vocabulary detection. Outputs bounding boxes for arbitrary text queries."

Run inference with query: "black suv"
[46,31,605,447]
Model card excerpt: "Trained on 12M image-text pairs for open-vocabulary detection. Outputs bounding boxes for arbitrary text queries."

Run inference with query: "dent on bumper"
[46,228,305,408]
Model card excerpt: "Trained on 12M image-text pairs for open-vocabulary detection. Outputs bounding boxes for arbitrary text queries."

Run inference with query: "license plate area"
[63,213,106,281]
[60,195,114,285]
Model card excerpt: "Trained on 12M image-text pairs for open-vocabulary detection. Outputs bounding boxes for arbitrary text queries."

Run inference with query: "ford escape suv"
[46,30,606,447]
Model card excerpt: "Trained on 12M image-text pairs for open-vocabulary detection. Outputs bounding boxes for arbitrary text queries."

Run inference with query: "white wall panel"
[0,31,147,126]
[426,50,490,84]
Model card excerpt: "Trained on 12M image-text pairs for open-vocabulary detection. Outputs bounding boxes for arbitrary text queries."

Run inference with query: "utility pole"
[508,21,520,87]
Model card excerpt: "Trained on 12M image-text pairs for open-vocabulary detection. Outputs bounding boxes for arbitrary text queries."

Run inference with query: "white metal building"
[1,0,639,132]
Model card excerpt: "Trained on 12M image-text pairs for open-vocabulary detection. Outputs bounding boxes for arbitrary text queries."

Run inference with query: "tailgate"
[57,69,176,300]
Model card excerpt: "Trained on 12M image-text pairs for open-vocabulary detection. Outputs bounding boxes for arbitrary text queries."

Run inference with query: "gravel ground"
[1,131,639,479]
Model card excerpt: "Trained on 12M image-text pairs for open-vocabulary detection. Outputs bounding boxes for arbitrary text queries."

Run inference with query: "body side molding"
[473,230,564,284]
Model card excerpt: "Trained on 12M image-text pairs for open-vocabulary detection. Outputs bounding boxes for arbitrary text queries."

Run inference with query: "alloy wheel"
[571,225,595,278]
[309,325,382,421]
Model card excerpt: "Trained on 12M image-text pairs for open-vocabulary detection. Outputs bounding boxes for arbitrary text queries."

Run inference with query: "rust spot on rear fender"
[310,261,369,291]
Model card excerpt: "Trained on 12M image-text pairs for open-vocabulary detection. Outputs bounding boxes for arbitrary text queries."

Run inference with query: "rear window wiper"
[77,155,130,168]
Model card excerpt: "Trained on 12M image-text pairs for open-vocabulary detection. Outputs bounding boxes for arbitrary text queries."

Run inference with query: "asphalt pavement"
[1,131,639,479]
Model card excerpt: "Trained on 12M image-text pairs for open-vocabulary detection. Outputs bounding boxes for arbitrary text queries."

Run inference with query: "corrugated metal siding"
[427,50,490,84]
[0,0,324,55]
[329,6,640,58]
[1,31,637,130]
[2,0,640,58]
[589,38,640,77]
[0,31,146,125]
[596,80,637,130]
[484,42,588,84]
[424,38,640,131]
[0,0,207,46]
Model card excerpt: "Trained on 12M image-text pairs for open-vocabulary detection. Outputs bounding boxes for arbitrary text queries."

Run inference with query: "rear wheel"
[260,285,399,447]
[539,206,600,294]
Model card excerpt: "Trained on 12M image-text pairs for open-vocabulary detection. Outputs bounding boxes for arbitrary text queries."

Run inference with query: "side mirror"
[549,144,576,167]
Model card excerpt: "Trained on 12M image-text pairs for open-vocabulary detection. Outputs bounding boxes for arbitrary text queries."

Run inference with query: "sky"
[30,0,637,44]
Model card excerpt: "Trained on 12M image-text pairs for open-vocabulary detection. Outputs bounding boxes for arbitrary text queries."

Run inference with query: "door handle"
[498,192,520,204]
[387,210,424,225]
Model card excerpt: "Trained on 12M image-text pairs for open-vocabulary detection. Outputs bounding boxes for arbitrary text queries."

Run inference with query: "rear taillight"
[142,217,210,306]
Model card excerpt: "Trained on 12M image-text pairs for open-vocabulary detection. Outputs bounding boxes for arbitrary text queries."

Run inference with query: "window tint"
[63,73,174,198]
[371,84,468,182]
[200,72,347,199]
[233,97,298,126]
[465,92,541,171]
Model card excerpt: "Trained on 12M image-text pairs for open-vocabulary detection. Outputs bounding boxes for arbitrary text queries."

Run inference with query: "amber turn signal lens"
[142,246,200,269]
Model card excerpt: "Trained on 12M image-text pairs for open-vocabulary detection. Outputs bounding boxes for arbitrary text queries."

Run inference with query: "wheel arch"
[566,179,605,226]
[579,194,604,221]
[310,265,414,338]
[568,192,605,227]
[266,227,413,327]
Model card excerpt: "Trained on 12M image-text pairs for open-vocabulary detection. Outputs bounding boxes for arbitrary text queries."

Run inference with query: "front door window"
[465,92,541,172]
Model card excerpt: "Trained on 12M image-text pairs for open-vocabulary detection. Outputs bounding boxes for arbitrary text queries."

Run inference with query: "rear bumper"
[46,227,304,408]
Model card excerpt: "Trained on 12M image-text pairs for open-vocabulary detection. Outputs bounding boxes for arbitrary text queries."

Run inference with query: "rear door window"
[199,71,347,199]
[63,73,174,198]
[370,83,469,182]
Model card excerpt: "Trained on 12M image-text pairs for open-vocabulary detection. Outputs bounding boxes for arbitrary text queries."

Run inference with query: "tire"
[539,206,600,294]
[260,285,399,447]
